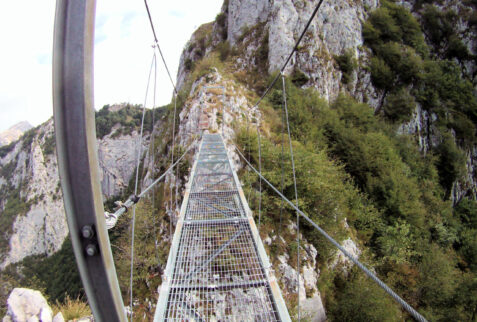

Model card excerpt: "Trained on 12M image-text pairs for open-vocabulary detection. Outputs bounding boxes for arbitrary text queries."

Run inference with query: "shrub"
[421,6,457,49]
[454,198,477,229]
[217,41,231,61]
[383,88,415,122]
[334,50,357,84]
[369,57,394,90]
[329,269,402,322]
[435,134,466,195]
[216,12,226,29]
[21,128,37,151]
[362,21,382,46]
[52,295,91,321]
[0,142,16,158]
[256,31,269,71]
[184,58,194,71]
[291,69,309,87]
[446,35,471,61]
[42,134,56,156]
[368,7,402,43]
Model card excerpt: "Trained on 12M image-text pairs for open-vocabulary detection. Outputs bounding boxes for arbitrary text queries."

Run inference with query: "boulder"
[3,288,52,322]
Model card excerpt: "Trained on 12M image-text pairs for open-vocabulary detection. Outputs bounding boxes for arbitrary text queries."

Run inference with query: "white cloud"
[0,0,223,132]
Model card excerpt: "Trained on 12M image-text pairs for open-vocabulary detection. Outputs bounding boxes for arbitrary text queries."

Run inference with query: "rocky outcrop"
[177,0,379,103]
[0,122,32,147]
[2,288,87,322]
[227,0,270,46]
[330,237,362,273]
[263,222,326,321]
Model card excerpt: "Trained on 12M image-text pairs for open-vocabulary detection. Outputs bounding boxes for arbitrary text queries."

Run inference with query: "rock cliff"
[176,0,477,202]
[0,106,150,269]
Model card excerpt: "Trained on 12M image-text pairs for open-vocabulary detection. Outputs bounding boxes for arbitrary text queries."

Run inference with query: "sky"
[0,0,223,132]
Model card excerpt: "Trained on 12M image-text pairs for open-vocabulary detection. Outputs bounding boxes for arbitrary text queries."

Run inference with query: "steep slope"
[177,0,477,203]
[0,104,152,269]
[168,0,477,320]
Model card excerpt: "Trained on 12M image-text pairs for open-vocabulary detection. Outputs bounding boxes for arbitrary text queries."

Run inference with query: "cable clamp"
[131,194,140,204]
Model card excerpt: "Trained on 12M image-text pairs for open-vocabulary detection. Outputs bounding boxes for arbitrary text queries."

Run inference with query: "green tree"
[329,270,402,322]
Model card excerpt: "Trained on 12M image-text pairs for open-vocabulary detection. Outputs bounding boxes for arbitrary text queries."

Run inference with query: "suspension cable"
[281,74,301,320]
[143,0,177,95]
[128,51,156,321]
[233,145,428,322]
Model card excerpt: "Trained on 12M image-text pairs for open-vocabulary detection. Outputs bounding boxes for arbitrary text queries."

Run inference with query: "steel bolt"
[81,225,94,239]
[85,244,97,256]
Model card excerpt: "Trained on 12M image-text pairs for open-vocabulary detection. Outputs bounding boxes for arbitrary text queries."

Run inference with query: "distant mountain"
[0,121,33,146]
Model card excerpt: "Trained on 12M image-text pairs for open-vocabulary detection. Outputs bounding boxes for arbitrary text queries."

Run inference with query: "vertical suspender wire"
[246,113,252,204]
[257,118,262,229]
[174,97,179,211]
[129,52,156,321]
[151,51,159,259]
[169,92,177,239]
[279,89,285,233]
[282,73,300,320]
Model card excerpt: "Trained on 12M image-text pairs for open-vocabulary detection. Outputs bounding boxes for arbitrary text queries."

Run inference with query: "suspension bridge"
[154,134,289,321]
[52,0,428,321]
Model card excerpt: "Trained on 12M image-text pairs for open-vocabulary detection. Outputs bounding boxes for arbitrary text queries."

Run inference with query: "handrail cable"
[143,0,178,94]
[281,74,301,320]
[129,51,156,320]
[106,141,196,226]
[233,145,428,322]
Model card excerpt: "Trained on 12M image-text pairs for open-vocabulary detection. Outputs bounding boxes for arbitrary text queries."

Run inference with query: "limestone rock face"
[0,117,147,269]
[330,237,361,273]
[177,0,378,103]
[98,127,149,198]
[227,0,270,45]
[3,288,52,322]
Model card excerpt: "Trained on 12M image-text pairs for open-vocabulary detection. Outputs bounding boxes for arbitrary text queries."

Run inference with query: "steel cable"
[144,0,177,95]
[129,51,156,321]
[257,119,262,229]
[281,74,301,320]
[150,49,159,260]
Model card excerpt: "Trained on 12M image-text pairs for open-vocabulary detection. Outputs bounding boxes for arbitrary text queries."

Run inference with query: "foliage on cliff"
[237,75,477,320]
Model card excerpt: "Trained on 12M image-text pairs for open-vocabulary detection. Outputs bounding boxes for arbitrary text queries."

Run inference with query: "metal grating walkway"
[154,134,290,321]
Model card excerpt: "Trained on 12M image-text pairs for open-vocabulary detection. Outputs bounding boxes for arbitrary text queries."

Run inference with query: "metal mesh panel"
[159,134,284,321]
[191,173,236,193]
[165,285,278,321]
[186,192,245,221]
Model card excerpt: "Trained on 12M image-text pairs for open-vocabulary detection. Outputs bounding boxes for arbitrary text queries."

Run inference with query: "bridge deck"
[155,133,290,321]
